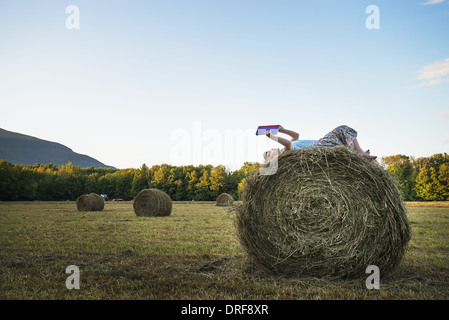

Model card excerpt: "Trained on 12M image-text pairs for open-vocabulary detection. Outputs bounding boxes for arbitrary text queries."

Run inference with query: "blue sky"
[0,0,448,170]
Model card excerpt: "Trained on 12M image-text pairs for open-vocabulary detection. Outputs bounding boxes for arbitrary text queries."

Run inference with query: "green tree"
[84,172,101,194]
[225,170,244,200]
[131,164,150,198]
[414,153,449,201]
[437,163,449,200]
[195,169,211,200]
[0,161,20,200]
[186,169,199,200]
[114,170,134,200]
[415,167,443,201]
[428,153,449,171]
[170,166,187,200]
[382,155,418,201]
[209,166,226,198]
[236,162,261,199]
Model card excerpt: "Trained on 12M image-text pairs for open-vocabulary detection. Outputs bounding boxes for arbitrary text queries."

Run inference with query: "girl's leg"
[315,125,357,148]
[351,138,377,159]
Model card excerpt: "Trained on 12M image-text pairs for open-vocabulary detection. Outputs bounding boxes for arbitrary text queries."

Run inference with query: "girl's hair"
[263,151,269,162]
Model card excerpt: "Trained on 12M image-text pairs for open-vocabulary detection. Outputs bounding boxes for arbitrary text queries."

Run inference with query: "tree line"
[381,153,449,201]
[0,160,260,201]
[0,152,448,202]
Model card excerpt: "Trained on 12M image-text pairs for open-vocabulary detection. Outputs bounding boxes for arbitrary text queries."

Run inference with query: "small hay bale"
[235,147,411,279]
[216,193,235,206]
[76,193,105,212]
[133,188,172,217]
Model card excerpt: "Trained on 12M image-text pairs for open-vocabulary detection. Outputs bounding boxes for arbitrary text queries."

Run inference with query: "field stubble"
[0,201,448,300]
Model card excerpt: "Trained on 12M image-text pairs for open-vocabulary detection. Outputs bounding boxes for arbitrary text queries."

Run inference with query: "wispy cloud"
[436,113,449,144]
[436,112,449,120]
[416,58,449,87]
[421,0,446,5]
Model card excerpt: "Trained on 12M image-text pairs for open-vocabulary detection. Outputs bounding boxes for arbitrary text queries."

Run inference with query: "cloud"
[436,113,449,144]
[421,0,445,5]
[416,58,449,87]
[436,112,449,120]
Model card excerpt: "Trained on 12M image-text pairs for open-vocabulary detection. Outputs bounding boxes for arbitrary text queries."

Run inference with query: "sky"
[0,0,448,171]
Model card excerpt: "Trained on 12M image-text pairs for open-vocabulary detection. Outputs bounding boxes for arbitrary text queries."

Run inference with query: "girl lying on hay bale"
[237,146,410,278]
[263,125,377,161]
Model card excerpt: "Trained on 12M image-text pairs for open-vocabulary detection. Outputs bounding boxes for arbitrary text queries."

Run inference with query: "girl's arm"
[278,126,300,141]
[266,131,292,151]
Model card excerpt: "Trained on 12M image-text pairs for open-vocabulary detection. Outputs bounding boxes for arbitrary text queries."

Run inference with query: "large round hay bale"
[236,147,411,278]
[133,188,172,217]
[216,193,234,206]
[76,193,105,212]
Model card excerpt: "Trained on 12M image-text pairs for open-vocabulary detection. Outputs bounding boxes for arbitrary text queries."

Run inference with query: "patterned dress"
[314,125,358,149]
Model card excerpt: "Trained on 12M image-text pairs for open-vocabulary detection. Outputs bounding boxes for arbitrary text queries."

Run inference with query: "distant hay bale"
[235,147,411,279]
[76,193,105,212]
[216,193,234,206]
[133,188,172,217]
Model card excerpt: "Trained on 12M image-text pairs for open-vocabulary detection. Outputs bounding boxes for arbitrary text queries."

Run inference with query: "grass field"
[0,201,448,300]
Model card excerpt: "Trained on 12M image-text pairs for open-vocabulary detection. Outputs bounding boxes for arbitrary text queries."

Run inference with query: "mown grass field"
[0,201,448,300]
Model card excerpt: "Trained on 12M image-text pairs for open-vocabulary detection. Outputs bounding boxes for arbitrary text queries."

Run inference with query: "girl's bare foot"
[361,152,377,160]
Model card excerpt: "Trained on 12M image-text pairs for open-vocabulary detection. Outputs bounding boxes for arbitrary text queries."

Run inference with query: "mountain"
[0,128,115,168]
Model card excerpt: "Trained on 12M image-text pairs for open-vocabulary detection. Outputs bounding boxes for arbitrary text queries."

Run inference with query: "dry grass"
[0,200,447,300]
[406,202,449,208]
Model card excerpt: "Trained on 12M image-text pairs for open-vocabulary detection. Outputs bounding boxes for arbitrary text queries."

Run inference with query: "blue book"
[256,125,280,135]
